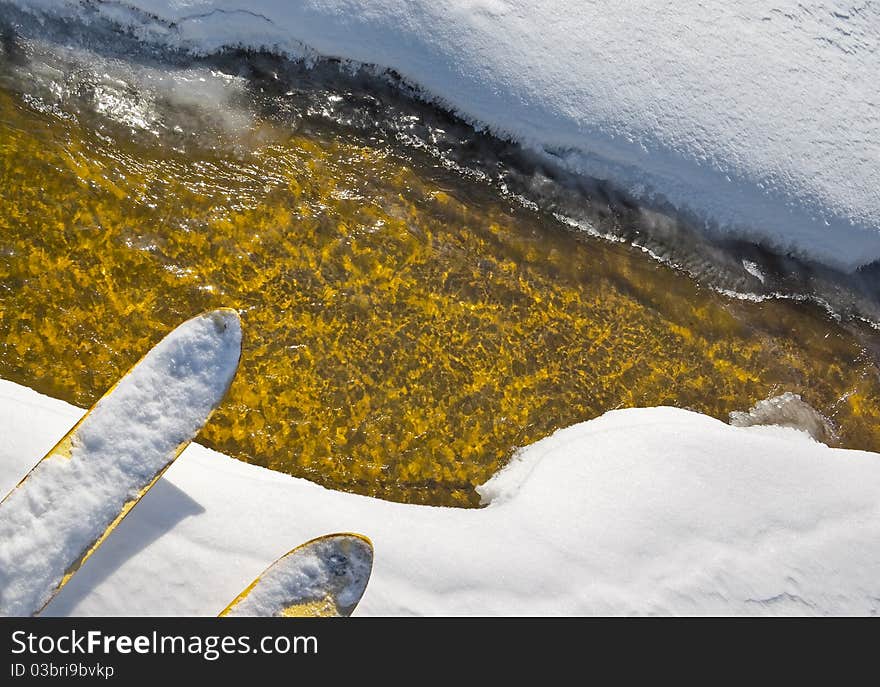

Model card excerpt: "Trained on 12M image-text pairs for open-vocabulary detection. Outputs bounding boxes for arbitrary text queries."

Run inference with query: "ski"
[0,309,242,616]
[220,534,373,617]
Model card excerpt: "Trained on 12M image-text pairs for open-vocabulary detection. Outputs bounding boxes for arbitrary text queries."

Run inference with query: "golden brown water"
[2,61,880,506]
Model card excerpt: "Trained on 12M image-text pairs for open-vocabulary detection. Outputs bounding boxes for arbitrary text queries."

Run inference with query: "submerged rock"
[730,392,836,445]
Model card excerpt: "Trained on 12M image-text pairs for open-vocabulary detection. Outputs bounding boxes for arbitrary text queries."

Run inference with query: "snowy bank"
[2,379,880,616]
[8,0,880,270]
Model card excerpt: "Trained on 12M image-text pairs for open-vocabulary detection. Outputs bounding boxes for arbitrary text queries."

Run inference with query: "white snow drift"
[2,379,880,616]
[0,311,241,616]
[9,0,880,269]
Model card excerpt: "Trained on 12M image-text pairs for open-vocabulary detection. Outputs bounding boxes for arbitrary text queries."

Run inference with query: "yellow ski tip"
[0,306,244,616]
[220,533,374,618]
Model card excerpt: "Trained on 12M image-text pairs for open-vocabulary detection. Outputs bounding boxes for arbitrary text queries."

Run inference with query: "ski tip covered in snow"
[0,308,243,617]
[220,534,374,618]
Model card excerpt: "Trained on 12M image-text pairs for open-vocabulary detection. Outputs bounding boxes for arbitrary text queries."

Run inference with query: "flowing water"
[1,23,880,506]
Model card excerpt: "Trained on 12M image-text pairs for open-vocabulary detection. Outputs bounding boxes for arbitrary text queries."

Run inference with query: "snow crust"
[0,311,241,616]
[8,0,880,270]
[2,379,880,616]
[223,534,373,617]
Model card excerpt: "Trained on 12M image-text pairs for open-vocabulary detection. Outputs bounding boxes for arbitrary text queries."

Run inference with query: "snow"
[2,379,880,616]
[222,534,373,617]
[8,0,880,270]
[0,310,241,617]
